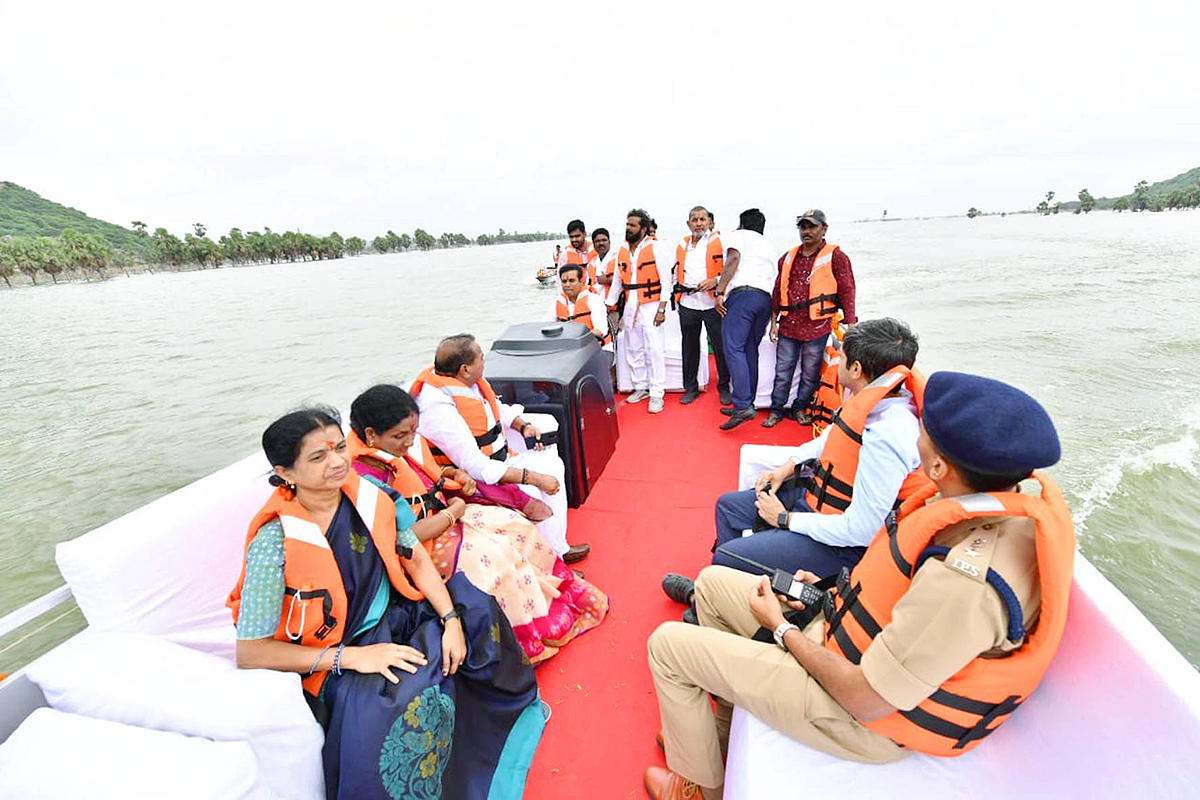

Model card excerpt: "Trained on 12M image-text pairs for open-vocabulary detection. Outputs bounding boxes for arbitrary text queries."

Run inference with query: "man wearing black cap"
[644,372,1073,800]
[764,209,857,428]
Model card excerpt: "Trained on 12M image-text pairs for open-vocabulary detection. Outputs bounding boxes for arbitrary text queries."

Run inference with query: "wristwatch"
[777,510,791,529]
[773,622,799,649]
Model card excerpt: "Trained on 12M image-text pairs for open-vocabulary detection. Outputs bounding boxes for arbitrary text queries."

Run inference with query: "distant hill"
[1059,166,1200,212]
[0,182,139,249]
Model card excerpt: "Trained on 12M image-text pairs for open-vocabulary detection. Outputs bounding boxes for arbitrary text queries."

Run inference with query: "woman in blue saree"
[228,407,544,799]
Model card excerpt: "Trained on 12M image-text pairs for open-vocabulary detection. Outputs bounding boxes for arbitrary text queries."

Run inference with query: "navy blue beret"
[923,371,1060,475]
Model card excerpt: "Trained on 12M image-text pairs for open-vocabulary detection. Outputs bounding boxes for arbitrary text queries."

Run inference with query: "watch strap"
[777,510,790,529]
[773,622,799,648]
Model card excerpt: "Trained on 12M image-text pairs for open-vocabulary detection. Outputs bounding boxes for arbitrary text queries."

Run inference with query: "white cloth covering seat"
[0,707,275,799]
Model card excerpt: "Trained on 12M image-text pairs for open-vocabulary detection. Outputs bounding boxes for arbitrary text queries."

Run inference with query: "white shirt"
[677,232,719,311]
[722,228,778,293]
[783,391,921,548]
[546,292,613,352]
[606,236,667,321]
[412,381,522,485]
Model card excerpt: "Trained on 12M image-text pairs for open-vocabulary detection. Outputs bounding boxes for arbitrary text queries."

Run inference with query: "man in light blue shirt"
[662,319,921,614]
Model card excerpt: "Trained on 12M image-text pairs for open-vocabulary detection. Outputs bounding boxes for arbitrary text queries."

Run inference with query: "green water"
[2,210,1198,672]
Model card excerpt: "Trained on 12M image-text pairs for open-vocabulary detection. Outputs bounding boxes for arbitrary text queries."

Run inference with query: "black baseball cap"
[797,209,828,226]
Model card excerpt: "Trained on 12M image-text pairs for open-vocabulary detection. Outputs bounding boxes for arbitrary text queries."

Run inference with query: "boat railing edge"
[0,585,73,641]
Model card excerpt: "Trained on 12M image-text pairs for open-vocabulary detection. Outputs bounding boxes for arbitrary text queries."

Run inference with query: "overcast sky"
[3,0,1198,239]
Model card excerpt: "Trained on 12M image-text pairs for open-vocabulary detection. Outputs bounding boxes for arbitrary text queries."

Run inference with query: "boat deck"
[524,374,808,798]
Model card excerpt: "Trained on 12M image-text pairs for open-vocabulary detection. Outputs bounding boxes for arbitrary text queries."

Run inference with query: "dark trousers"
[679,304,730,394]
[721,288,772,411]
[712,486,866,578]
[769,335,827,416]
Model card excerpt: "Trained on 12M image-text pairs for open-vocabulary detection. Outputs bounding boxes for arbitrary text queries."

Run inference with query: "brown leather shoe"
[563,543,590,564]
[643,766,702,799]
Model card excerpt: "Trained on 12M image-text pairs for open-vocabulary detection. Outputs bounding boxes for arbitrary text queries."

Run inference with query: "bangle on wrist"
[439,607,462,627]
[333,643,346,676]
[308,644,333,675]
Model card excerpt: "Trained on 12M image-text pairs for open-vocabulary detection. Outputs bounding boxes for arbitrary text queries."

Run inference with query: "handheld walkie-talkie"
[714,548,827,607]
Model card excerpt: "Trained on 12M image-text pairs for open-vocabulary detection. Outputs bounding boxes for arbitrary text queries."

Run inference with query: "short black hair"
[434,333,478,376]
[350,384,418,440]
[567,219,586,235]
[627,208,651,230]
[841,318,919,382]
[558,263,584,280]
[592,227,610,240]
[930,437,1031,493]
[262,406,341,471]
[738,208,765,233]
[689,205,710,220]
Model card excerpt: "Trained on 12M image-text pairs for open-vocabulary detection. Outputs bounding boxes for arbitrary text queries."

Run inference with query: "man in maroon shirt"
[764,209,857,427]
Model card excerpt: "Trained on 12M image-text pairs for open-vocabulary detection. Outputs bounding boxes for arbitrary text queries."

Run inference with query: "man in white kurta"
[412,334,588,562]
[607,209,668,413]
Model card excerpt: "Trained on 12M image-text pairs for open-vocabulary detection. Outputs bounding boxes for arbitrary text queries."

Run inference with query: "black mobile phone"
[770,570,826,607]
[524,430,558,450]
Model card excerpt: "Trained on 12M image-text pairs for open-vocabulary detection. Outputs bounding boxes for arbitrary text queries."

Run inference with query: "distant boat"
[536,266,556,286]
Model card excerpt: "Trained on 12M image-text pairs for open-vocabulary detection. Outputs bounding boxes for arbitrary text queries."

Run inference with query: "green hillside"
[0,182,139,248]
[1057,166,1200,212]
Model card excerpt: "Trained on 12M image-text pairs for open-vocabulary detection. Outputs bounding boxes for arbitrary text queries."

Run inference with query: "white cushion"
[55,451,275,660]
[25,630,323,800]
[0,707,274,799]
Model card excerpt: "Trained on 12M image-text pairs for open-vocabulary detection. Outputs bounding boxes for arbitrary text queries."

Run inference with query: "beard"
[625,227,643,244]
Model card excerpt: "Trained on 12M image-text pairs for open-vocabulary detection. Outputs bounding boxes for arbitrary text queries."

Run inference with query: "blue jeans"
[712,486,866,578]
[721,288,772,411]
[770,335,827,416]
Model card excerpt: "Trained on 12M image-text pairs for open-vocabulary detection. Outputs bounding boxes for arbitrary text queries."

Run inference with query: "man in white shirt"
[412,334,589,562]
[606,208,669,414]
[713,208,779,430]
[547,263,613,358]
[661,319,922,614]
[673,206,731,405]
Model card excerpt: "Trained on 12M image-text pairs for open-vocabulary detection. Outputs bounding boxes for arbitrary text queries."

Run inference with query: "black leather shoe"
[719,409,755,430]
[682,606,698,625]
[719,387,733,405]
[661,573,695,605]
[563,543,590,563]
[679,390,701,405]
[720,406,736,416]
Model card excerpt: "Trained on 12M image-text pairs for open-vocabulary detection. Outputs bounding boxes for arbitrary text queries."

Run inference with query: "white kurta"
[413,380,570,555]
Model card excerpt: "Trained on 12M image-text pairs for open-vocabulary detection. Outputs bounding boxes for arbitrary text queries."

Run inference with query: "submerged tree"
[1078,188,1095,214]
[967,207,981,219]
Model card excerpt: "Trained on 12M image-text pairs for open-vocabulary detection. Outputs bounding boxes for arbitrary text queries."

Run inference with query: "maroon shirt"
[770,242,857,341]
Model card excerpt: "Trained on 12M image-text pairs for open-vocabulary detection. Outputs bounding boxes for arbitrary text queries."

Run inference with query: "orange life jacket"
[778,242,841,320]
[803,365,929,514]
[617,239,663,305]
[409,367,509,467]
[226,471,424,696]
[823,472,1075,755]
[673,233,724,299]
[346,429,461,520]
[807,315,848,435]
[555,291,612,346]
[557,241,592,268]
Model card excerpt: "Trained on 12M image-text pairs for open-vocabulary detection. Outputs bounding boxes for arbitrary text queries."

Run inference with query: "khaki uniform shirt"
[859,496,1041,712]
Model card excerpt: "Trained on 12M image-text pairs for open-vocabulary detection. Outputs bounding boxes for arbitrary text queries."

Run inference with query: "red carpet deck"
[524,373,813,799]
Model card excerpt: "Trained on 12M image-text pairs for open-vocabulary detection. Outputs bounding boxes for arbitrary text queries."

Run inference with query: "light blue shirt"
[785,392,921,548]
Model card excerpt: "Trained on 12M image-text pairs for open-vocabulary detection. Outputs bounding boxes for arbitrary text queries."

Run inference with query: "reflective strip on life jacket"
[347,430,460,520]
[822,473,1075,755]
[778,242,841,320]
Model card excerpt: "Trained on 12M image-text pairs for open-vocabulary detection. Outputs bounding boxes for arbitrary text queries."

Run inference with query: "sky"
[2,0,1198,241]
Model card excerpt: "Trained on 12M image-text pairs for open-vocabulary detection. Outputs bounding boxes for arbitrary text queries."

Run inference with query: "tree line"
[1036,178,1200,215]
[1,223,559,287]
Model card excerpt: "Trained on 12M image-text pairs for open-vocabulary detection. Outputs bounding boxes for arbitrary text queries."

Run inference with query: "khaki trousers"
[647,566,905,789]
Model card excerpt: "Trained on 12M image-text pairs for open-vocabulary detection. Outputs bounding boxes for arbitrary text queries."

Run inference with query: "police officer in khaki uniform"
[643,372,1068,800]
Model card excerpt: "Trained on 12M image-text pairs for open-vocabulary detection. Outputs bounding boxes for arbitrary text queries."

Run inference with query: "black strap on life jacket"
[806,377,839,423]
[429,422,508,464]
[283,587,337,641]
[405,475,449,521]
[779,292,840,314]
[557,310,590,323]
[899,693,1024,750]
[797,457,854,513]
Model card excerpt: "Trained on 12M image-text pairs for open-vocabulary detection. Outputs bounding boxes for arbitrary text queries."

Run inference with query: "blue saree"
[318,495,544,800]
